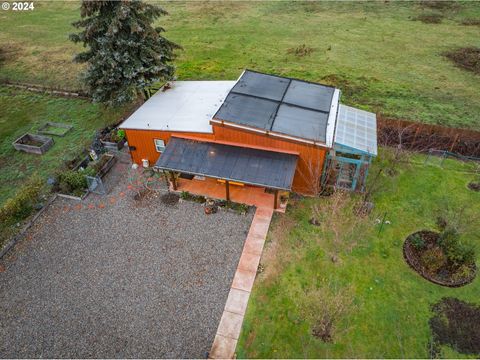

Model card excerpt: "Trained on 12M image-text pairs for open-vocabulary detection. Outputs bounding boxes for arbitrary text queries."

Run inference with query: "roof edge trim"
[170,134,301,156]
[154,164,293,191]
[211,118,329,148]
[325,88,341,148]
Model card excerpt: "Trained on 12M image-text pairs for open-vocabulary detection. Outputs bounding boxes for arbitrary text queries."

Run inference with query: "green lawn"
[237,150,480,358]
[0,86,128,206]
[0,1,479,128]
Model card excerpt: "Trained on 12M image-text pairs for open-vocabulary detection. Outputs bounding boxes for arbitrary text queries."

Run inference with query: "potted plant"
[100,128,126,151]
[204,198,218,215]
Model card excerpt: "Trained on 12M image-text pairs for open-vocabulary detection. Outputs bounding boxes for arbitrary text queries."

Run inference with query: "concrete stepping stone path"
[209,206,274,359]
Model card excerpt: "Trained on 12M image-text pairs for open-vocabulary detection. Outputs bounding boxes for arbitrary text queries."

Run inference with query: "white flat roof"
[120,81,236,133]
[335,104,377,156]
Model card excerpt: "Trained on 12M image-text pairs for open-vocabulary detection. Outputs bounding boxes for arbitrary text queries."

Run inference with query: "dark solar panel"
[231,71,290,101]
[214,93,278,130]
[213,70,338,143]
[272,104,328,142]
[283,80,334,112]
[155,137,298,190]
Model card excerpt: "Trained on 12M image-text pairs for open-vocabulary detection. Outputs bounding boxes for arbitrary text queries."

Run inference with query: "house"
[120,70,377,208]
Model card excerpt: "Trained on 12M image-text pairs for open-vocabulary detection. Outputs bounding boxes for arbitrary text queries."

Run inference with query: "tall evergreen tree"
[70,0,180,106]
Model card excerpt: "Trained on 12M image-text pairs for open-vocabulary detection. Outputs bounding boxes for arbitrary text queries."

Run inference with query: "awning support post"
[162,170,170,188]
[169,171,177,191]
[225,180,230,201]
[274,189,279,209]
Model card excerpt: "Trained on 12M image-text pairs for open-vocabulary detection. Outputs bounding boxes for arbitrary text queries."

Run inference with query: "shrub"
[451,264,474,282]
[0,175,44,226]
[56,170,88,194]
[180,191,191,200]
[436,216,448,231]
[438,228,476,267]
[421,247,447,274]
[109,128,125,142]
[410,233,426,250]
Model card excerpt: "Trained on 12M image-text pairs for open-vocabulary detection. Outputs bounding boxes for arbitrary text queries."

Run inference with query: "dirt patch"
[443,47,480,75]
[419,1,460,11]
[287,44,314,57]
[320,74,369,98]
[429,298,480,356]
[0,44,21,65]
[403,230,476,287]
[161,192,179,206]
[18,137,44,147]
[460,18,480,26]
[132,188,160,207]
[414,13,443,24]
[468,182,480,191]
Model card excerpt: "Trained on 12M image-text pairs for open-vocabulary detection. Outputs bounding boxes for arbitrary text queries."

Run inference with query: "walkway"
[209,206,274,359]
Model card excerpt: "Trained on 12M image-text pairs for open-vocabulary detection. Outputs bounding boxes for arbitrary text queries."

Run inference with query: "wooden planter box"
[37,122,73,137]
[96,153,117,178]
[100,138,126,151]
[57,191,89,201]
[71,155,91,171]
[12,133,54,155]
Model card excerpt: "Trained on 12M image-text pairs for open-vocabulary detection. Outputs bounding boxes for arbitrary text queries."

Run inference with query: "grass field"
[237,151,480,358]
[0,86,128,205]
[0,1,479,129]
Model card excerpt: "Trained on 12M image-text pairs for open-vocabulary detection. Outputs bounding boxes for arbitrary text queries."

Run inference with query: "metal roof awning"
[155,137,298,190]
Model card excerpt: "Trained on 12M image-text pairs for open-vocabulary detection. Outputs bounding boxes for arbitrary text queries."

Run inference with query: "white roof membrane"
[334,104,377,156]
[120,81,236,133]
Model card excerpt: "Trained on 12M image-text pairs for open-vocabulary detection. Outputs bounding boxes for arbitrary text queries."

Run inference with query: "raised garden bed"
[12,133,54,155]
[99,128,126,151]
[54,153,117,199]
[403,230,477,287]
[468,181,480,191]
[37,122,73,137]
[101,138,126,151]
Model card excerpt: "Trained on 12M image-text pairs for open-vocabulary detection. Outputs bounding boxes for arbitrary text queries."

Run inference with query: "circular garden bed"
[403,230,477,287]
[468,181,480,192]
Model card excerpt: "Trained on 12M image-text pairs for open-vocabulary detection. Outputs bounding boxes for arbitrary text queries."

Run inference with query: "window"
[154,139,166,153]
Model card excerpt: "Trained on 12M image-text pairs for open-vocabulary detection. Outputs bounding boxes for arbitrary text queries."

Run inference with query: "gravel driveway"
[0,163,253,358]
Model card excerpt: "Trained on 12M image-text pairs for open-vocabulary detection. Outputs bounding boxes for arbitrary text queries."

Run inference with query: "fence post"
[449,133,459,153]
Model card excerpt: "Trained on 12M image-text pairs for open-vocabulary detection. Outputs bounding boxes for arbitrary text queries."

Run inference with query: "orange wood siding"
[124,129,214,166]
[212,124,327,194]
[124,126,327,195]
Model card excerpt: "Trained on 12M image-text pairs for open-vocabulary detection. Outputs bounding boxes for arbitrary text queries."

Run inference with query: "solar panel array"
[335,104,377,156]
[214,70,336,143]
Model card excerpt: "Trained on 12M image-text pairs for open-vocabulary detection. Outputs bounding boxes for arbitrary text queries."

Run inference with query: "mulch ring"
[403,230,477,287]
[132,188,161,207]
[160,192,180,206]
[429,297,480,357]
[467,181,480,192]
[443,47,480,75]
